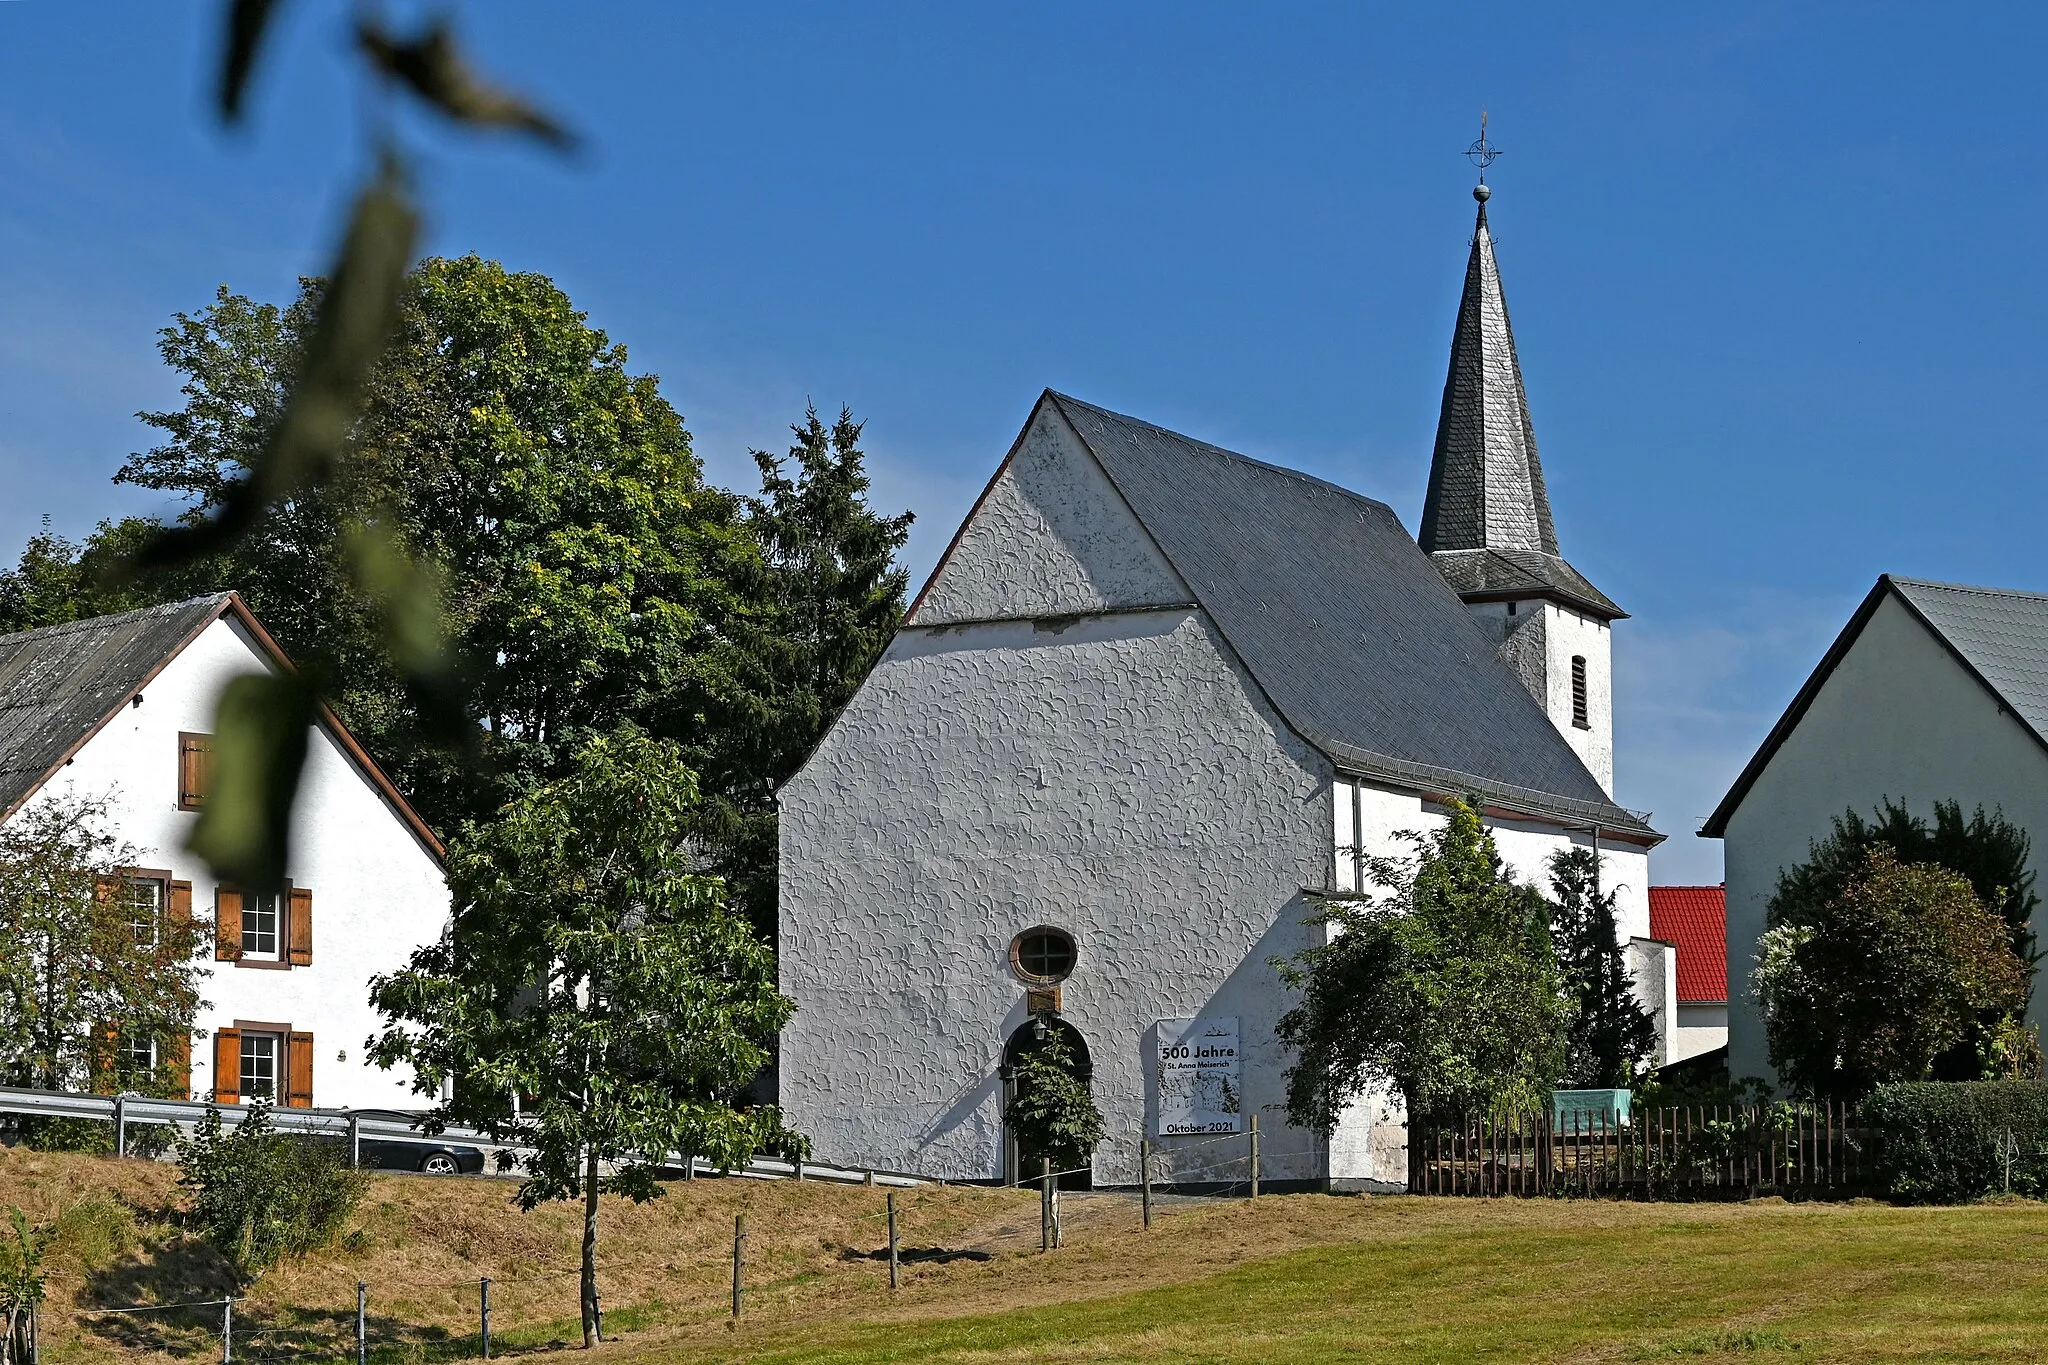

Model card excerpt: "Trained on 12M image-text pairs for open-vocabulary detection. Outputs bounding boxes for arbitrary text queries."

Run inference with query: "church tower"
[1420,182,1624,792]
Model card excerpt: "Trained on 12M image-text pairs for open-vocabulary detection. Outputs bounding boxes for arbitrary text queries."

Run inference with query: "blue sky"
[2,2,2041,883]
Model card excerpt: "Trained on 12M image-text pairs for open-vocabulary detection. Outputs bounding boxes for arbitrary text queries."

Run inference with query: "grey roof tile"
[1891,578,2048,740]
[0,595,230,815]
[1045,392,1654,837]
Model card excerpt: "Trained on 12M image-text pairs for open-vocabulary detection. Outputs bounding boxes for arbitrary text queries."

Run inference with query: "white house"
[0,592,449,1111]
[1702,575,2048,1089]
[777,183,1668,1191]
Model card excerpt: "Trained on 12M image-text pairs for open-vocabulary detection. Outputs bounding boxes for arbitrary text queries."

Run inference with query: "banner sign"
[1155,1016,1241,1135]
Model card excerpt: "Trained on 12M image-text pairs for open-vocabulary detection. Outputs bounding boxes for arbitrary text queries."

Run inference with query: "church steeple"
[1419,183,1622,623]
[1420,175,1623,794]
[1420,184,1558,558]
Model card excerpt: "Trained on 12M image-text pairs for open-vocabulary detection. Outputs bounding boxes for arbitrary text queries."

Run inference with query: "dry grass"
[12,1145,2048,1363]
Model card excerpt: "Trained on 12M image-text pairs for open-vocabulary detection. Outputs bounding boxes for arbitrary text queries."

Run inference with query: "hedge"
[1862,1080,2048,1203]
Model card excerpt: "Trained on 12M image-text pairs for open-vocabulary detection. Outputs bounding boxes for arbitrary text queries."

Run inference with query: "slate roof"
[1702,575,2048,837]
[1044,391,1655,838]
[0,595,231,816]
[0,593,444,858]
[1418,192,1622,621]
[1649,885,1728,1004]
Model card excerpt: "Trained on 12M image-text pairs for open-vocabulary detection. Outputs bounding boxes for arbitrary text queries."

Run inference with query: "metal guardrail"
[0,1084,930,1188]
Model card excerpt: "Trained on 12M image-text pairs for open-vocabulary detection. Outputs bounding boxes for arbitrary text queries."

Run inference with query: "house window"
[122,875,166,947]
[125,1034,157,1076]
[240,1031,280,1101]
[1010,927,1077,984]
[178,732,214,811]
[242,891,282,960]
[1571,656,1590,730]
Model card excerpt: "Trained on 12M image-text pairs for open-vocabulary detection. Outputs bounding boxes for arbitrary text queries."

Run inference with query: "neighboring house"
[778,184,1666,1191]
[1649,885,1728,1061]
[0,593,448,1110]
[1702,575,2048,1089]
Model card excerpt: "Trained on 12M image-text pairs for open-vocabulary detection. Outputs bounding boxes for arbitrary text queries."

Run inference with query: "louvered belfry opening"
[1571,655,1590,730]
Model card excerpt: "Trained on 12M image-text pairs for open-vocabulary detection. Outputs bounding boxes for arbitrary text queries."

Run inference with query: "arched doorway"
[1000,1015,1095,1190]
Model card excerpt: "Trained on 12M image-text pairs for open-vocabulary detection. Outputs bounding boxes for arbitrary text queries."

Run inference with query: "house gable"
[909,400,1191,626]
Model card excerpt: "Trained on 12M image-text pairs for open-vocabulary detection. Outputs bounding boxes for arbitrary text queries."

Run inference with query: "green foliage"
[671,405,912,933]
[1758,847,2033,1102]
[1771,799,2039,978]
[0,794,209,1095]
[18,1118,112,1155]
[1275,798,1568,1132]
[108,261,750,841]
[1548,847,1657,1089]
[1862,1080,2048,1203]
[367,726,798,1331]
[0,1207,46,1364]
[1004,1026,1105,1177]
[176,1102,366,1282]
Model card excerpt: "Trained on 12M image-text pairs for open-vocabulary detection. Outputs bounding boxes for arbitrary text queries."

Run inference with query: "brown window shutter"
[168,881,193,926]
[90,1020,117,1095]
[286,1032,314,1109]
[93,875,118,907]
[215,888,242,961]
[212,1029,241,1105]
[164,1030,192,1101]
[179,732,213,810]
[287,887,313,966]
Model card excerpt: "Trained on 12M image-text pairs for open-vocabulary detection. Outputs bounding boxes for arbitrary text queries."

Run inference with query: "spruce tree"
[1546,846,1657,1088]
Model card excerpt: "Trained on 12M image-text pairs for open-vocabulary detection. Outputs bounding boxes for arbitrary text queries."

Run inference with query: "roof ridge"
[0,593,233,648]
[1889,575,2048,603]
[1045,391,1401,521]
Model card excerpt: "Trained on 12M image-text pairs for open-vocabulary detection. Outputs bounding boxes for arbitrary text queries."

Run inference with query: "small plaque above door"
[1025,986,1061,1017]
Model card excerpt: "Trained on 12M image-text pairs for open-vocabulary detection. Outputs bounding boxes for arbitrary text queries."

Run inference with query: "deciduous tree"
[1757,845,2033,1101]
[0,794,209,1097]
[1274,799,1567,1141]
[367,726,797,1348]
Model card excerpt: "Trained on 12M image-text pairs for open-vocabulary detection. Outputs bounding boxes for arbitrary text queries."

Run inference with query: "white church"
[777,183,1669,1191]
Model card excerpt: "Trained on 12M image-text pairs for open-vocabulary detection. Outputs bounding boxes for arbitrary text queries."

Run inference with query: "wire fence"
[53,1118,1285,1362]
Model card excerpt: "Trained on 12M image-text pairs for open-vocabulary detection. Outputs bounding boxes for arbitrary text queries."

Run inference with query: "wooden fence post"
[1249,1115,1260,1200]
[887,1192,900,1290]
[1140,1138,1153,1229]
[732,1214,746,1318]
[1040,1159,1053,1252]
[479,1278,491,1360]
[356,1283,366,1365]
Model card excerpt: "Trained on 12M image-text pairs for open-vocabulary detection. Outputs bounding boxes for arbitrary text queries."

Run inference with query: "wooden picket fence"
[1411,1102,1869,1198]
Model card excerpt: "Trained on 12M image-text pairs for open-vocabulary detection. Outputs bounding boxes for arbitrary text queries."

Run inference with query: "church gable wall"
[910,405,1190,626]
[1721,592,2048,1089]
[778,606,1331,1185]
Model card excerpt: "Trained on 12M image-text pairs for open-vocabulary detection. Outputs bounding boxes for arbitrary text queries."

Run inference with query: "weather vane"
[1465,108,1500,183]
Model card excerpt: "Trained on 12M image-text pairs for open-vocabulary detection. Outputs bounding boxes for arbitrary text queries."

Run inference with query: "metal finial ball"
[1473,183,1492,203]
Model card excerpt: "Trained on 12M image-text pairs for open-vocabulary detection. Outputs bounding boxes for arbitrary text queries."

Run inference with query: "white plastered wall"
[22,613,448,1110]
[1544,603,1613,794]
[1719,591,2048,1089]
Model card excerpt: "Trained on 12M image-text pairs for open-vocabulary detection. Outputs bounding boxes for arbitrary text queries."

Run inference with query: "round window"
[1010,927,1077,984]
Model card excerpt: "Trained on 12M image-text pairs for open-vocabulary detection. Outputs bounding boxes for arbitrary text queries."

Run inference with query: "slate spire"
[1420,184,1556,555]
[1419,184,1623,621]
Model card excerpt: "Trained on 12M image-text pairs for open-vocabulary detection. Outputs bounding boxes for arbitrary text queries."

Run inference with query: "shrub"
[176,1103,367,1281]
[0,1209,47,1364]
[1757,847,2031,1101]
[1005,1027,1105,1177]
[1862,1080,2048,1203]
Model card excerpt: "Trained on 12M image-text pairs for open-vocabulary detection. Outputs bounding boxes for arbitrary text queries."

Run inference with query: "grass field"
[11,1145,2048,1363]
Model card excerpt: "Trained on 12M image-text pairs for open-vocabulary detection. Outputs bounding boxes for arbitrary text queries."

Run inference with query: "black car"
[349,1110,488,1175]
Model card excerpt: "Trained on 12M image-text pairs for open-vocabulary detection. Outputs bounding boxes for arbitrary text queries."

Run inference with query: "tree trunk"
[580,1143,600,1348]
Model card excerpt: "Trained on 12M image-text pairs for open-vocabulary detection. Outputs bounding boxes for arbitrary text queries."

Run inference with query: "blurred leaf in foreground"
[219,0,286,122]
[357,18,576,150]
[187,671,315,894]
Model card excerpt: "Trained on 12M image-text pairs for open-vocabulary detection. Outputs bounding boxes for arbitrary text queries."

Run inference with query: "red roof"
[1649,886,1727,1004]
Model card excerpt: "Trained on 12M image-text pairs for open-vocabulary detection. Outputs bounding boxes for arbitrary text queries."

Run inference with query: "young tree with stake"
[367,727,799,1347]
